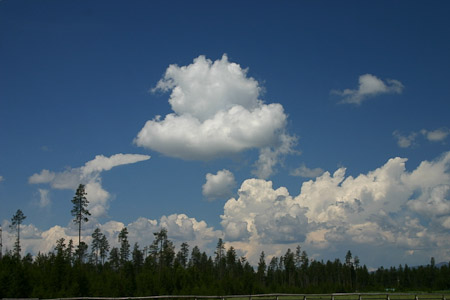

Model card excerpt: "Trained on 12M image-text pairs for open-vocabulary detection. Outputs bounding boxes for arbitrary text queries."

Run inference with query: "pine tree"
[345,250,353,267]
[75,241,88,263]
[91,228,102,265]
[10,209,26,258]
[71,184,90,246]
[257,251,266,284]
[109,247,120,270]
[189,245,201,268]
[99,234,109,265]
[132,242,144,269]
[65,239,74,263]
[118,227,130,264]
[152,228,170,267]
[175,242,189,268]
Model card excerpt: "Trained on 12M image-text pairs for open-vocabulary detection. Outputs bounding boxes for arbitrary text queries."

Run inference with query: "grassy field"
[215,293,450,300]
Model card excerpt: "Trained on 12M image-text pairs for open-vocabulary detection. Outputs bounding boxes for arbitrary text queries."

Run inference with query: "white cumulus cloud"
[221,151,450,267]
[135,54,296,178]
[202,169,236,201]
[221,178,309,244]
[332,74,404,105]
[28,153,150,218]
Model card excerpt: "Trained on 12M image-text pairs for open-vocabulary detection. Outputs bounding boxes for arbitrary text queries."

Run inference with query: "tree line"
[1,184,450,297]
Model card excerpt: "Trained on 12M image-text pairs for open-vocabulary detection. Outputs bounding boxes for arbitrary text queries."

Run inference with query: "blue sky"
[1,0,450,268]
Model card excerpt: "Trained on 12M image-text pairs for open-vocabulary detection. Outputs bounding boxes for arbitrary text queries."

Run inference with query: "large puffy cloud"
[221,152,450,266]
[221,179,309,244]
[202,169,236,201]
[28,153,150,218]
[332,74,404,105]
[135,54,296,178]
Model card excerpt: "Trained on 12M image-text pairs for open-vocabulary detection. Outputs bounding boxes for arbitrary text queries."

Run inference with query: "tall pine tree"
[10,209,26,258]
[71,184,90,247]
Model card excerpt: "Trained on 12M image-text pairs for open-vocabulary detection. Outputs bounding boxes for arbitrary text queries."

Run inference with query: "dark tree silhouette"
[10,209,26,258]
[118,227,130,264]
[71,184,90,247]
[99,234,110,265]
[91,228,102,265]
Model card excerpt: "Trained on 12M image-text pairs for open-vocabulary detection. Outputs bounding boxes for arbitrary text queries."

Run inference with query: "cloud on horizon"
[7,151,450,268]
[1,213,221,260]
[332,74,404,105]
[28,153,150,218]
[135,54,297,178]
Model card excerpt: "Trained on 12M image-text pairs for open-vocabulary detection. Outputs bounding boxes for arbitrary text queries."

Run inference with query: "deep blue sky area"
[1,0,450,268]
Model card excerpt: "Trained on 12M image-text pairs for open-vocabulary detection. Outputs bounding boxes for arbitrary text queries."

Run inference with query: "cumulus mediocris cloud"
[28,153,150,217]
[332,74,404,105]
[222,151,450,266]
[202,169,236,201]
[135,54,297,178]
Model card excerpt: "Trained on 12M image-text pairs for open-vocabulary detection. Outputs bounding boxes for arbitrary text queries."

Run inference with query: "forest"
[1,226,449,298]
[1,185,449,298]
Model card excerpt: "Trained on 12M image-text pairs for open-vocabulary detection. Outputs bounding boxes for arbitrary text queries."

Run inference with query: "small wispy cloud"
[0,175,4,182]
[332,74,404,105]
[291,164,324,178]
[38,189,51,208]
[393,131,418,148]
[421,128,450,142]
[393,127,450,148]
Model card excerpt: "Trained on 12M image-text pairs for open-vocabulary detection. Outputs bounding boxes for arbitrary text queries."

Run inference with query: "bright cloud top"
[222,152,450,265]
[202,169,236,201]
[28,153,150,217]
[332,74,404,105]
[135,54,296,178]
